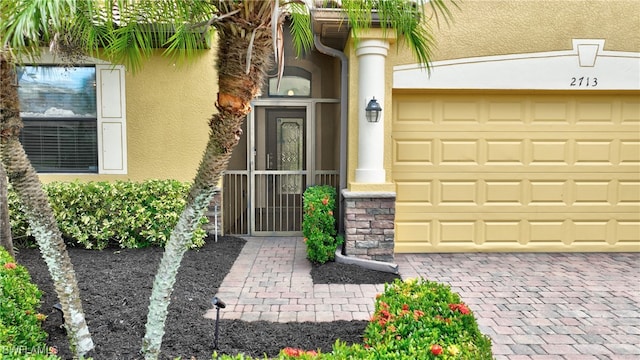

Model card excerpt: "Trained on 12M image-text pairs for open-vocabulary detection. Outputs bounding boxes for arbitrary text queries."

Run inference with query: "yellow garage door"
[392,93,640,252]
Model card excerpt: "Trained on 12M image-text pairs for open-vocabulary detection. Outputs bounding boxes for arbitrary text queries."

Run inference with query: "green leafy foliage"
[302,186,341,264]
[0,247,60,359]
[363,278,493,359]
[8,180,208,250]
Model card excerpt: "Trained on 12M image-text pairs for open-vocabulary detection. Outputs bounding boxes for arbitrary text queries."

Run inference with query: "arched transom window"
[268,67,311,97]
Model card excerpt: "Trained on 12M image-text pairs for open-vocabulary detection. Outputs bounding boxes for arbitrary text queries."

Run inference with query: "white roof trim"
[20,48,111,65]
[394,39,640,90]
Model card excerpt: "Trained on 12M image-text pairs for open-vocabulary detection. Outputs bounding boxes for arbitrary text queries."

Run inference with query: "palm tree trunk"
[142,17,274,359]
[0,53,94,358]
[0,162,13,258]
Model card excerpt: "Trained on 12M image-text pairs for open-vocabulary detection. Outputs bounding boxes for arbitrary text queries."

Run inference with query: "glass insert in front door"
[277,118,303,194]
[253,108,306,234]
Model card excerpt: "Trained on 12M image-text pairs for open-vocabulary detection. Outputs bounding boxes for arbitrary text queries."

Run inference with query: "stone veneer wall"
[342,191,396,263]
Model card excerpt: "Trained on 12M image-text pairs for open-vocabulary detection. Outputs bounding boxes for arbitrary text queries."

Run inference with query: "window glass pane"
[17,66,98,173]
[20,120,98,173]
[268,76,311,97]
[18,66,96,118]
[267,67,311,97]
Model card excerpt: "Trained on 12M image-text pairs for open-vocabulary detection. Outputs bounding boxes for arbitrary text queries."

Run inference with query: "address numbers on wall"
[570,77,598,87]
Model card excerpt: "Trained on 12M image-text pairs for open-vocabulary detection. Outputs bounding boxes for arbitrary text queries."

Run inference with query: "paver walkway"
[206,237,384,322]
[206,237,640,359]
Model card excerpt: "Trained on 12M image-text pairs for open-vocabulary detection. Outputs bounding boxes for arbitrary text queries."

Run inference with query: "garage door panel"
[396,181,432,203]
[395,241,640,253]
[442,101,480,123]
[620,140,640,165]
[395,205,636,216]
[393,94,640,132]
[395,174,638,211]
[621,100,640,124]
[393,93,640,252]
[396,222,432,243]
[393,133,639,172]
[394,139,433,164]
[395,216,640,252]
[488,101,526,123]
[396,100,435,125]
[486,140,525,164]
[619,180,640,205]
[532,101,571,123]
[576,101,615,123]
[618,221,640,243]
[485,180,523,205]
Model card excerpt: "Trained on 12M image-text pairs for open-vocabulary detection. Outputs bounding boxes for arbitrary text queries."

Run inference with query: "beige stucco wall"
[346,0,640,190]
[39,48,217,184]
[394,0,640,65]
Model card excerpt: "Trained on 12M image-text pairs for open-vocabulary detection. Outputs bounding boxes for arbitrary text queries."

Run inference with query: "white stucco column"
[355,39,389,184]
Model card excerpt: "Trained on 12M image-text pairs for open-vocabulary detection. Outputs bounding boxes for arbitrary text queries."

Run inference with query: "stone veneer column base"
[342,190,396,263]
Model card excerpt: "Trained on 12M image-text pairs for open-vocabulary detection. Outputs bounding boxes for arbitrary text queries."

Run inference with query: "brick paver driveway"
[397,252,640,359]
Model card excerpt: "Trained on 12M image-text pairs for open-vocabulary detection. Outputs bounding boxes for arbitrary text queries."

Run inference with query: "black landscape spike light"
[211,296,226,350]
[53,303,66,332]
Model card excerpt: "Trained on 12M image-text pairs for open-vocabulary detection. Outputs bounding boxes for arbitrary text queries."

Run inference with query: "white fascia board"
[19,48,112,65]
[394,39,640,90]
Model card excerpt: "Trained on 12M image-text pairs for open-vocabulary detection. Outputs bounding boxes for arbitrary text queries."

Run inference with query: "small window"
[18,66,98,173]
[268,67,311,97]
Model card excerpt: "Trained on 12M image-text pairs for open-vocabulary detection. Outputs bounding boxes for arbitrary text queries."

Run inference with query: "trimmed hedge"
[302,185,342,264]
[9,180,208,249]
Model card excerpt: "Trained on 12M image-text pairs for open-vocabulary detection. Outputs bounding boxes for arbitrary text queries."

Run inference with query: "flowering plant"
[0,247,59,358]
[363,278,492,359]
[280,347,319,358]
[302,185,342,264]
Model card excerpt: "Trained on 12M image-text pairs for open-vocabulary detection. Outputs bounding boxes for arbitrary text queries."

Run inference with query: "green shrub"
[7,187,29,249]
[9,180,208,249]
[0,247,59,359]
[363,278,493,359]
[302,185,341,264]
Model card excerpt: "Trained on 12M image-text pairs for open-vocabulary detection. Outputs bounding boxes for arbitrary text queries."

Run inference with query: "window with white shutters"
[17,64,127,174]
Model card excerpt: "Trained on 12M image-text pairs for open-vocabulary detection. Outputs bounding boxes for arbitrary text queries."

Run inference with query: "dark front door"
[253,107,307,234]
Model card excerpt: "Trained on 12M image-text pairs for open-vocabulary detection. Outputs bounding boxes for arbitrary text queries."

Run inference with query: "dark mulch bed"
[311,261,400,284]
[15,236,396,360]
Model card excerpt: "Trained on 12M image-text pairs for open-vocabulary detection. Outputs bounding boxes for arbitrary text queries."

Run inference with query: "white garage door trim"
[394,39,640,91]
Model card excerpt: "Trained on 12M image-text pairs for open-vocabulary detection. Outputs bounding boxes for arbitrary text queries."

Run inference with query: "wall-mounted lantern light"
[365,97,382,122]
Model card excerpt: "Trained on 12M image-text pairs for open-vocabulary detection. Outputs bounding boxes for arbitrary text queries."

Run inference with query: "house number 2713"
[570,77,598,87]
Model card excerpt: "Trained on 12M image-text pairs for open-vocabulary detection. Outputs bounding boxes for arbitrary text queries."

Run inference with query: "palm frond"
[339,0,456,70]
[0,0,78,62]
[95,0,216,72]
[272,0,280,61]
[288,2,314,58]
[427,0,459,27]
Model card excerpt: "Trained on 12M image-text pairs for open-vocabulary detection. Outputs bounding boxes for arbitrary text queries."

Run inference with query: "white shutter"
[96,64,127,174]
